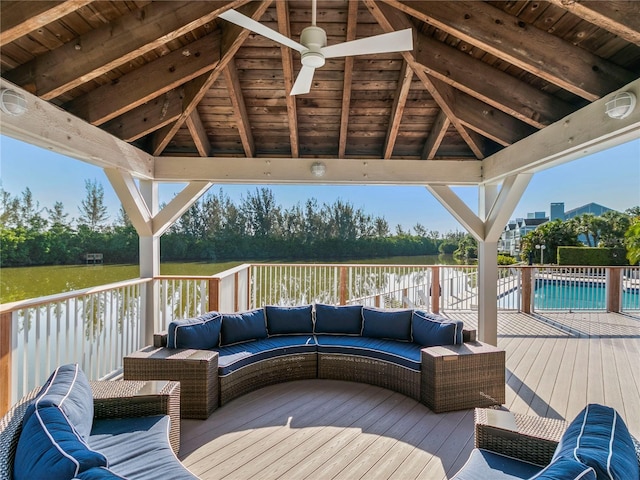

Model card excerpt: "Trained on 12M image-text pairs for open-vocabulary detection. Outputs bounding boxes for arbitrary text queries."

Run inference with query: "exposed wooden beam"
[153,182,213,236]
[0,0,93,47]
[383,61,413,159]
[412,31,575,129]
[546,0,640,46]
[426,185,485,240]
[276,0,299,158]
[65,31,222,126]
[482,78,640,184]
[151,1,272,156]
[484,174,533,241]
[0,79,153,179]
[386,0,636,101]
[422,110,450,159]
[154,157,482,185]
[4,1,247,101]
[185,110,211,157]
[224,59,255,157]
[104,168,153,236]
[338,0,359,159]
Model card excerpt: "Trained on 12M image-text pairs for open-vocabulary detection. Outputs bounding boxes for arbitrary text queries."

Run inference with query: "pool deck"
[178,311,640,480]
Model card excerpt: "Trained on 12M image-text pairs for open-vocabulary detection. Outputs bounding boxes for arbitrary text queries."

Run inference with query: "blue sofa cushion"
[14,405,107,480]
[361,307,412,341]
[314,303,362,335]
[315,335,423,371]
[451,448,542,480]
[215,335,317,375]
[552,404,639,480]
[31,363,94,440]
[90,415,199,480]
[220,308,268,346]
[529,458,596,479]
[412,310,463,347]
[265,305,314,335]
[75,467,128,479]
[167,311,222,349]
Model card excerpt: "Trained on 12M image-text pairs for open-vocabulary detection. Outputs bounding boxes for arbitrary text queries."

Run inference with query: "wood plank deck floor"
[179,312,640,480]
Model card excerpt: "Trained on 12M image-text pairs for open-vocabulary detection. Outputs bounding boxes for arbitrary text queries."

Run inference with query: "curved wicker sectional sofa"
[124,305,505,419]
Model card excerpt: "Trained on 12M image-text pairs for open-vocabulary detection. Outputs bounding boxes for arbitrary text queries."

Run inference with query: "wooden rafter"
[422,110,449,160]
[4,1,247,101]
[546,0,640,46]
[185,110,211,157]
[65,32,222,126]
[338,0,359,159]
[151,1,272,156]
[276,0,299,158]
[383,61,413,159]
[0,0,93,47]
[224,59,255,157]
[385,0,636,101]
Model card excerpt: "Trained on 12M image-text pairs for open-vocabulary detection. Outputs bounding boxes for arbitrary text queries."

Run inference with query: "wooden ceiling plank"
[383,61,413,159]
[0,0,94,47]
[223,59,255,157]
[151,1,272,156]
[276,0,299,158]
[422,110,450,159]
[338,0,359,159]
[546,0,640,46]
[4,1,247,100]
[387,0,636,100]
[185,110,211,157]
[65,31,222,126]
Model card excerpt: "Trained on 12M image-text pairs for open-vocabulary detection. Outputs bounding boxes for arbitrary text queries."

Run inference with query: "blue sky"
[1,135,638,234]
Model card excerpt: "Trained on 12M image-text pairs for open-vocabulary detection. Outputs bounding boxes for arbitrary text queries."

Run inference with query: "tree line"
[0,183,466,267]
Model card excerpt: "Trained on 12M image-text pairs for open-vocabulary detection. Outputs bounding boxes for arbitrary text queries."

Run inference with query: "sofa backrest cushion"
[13,405,107,480]
[30,363,94,440]
[552,404,639,480]
[361,307,412,341]
[314,304,363,335]
[167,311,222,349]
[411,311,463,347]
[265,305,313,335]
[529,457,596,479]
[220,308,268,346]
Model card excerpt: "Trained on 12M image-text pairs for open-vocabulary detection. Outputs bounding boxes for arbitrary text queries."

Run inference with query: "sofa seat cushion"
[315,335,423,371]
[89,415,197,480]
[552,404,639,480]
[215,335,317,376]
[529,458,596,479]
[75,466,127,479]
[452,449,542,480]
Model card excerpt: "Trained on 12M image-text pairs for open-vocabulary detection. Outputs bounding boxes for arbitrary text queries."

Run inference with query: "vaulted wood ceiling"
[1,1,639,167]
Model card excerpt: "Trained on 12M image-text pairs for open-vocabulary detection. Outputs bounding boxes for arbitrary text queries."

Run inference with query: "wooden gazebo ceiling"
[1,0,639,163]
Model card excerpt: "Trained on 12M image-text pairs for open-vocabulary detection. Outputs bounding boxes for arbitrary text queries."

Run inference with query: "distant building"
[498,202,615,257]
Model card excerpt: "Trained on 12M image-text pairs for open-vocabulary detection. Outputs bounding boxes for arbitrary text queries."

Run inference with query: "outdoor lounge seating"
[453,405,640,480]
[123,305,505,418]
[0,364,197,480]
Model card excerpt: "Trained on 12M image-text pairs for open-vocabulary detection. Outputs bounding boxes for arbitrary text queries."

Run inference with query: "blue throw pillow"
[553,404,639,480]
[314,304,363,335]
[529,458,596,479]
[265,305,313,335]
[411,311,462,347]
[220,308,268,346]
[361,307,412,341]
[14,406,107,480]
[167,311,222,349]
[31,363,94,440]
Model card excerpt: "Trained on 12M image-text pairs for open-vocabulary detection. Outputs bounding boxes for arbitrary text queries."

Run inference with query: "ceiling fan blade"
[321,29,413,59]
[290,65,316,95]
[219,9,306,53]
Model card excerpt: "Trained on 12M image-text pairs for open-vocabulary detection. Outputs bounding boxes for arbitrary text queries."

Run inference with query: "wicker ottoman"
[124,346,218,419]
[421,341,505,413]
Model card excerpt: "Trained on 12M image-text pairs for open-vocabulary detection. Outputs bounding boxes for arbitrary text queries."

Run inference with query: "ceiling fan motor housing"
[300,26,327,68]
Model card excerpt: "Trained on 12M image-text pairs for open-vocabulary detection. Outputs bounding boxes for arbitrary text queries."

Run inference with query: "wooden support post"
[431,266,440,313]
[606,267,622,313]
[1,312,12,416]
[209,277,220,312]
[521,266,533,314]
[375,295,381,308]
[339,267,348,305]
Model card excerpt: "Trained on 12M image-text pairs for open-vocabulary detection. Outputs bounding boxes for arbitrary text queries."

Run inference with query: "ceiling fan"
[218,0,413,95]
